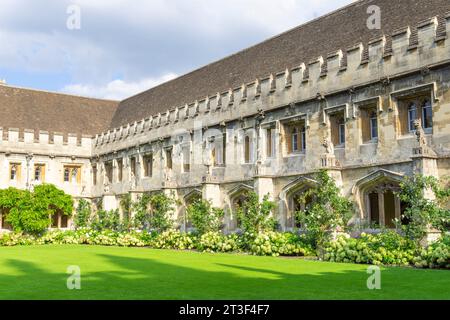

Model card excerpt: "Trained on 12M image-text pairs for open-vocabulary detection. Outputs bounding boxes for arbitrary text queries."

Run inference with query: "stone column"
[254,176,274,201]
[202,182,221,208]
[412,149,441,246]
[103,194,118,211]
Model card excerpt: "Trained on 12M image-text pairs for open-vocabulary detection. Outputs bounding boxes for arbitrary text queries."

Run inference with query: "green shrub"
[148,193,177,232]
[0,232,36,246]
[398,175,450,242]
[187,200,224,235]
[249,232,315,257]
[0,184,73,235]
[295,170,353,252]
[119,194,134,231]
[324,231,417,266]
[150,229,195,250]
[237,192,277,235]
[91,209,121,231]
[413,236,450,269]
[116,232,146,247]
[197,231,239,253]
[74,199,91,229]
[132,193,152,230]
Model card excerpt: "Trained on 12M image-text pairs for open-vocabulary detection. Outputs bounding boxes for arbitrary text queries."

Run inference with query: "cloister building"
[1,0,450,232]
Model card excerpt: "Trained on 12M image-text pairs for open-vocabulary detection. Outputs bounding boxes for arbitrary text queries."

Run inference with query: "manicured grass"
[0,245,448,300]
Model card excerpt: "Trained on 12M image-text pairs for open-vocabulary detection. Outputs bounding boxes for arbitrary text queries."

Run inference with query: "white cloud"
[61,73,178,100]
[0,0,355,97]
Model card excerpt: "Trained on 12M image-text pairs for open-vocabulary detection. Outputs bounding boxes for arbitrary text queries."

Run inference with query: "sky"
[0,0,355,101]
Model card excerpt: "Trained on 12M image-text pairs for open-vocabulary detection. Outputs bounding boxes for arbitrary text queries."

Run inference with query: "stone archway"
[279,176,317,230]
[227,184,254,231]
[352,169,406,228]
[181,189,202,232]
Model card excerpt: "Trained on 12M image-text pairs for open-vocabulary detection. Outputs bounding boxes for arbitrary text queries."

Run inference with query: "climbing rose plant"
[187,199,224,235]
[295,170,353,252]
[398,174,450,243]
[237,191,277,235]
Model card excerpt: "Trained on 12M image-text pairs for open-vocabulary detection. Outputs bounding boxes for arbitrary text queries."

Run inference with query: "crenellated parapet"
[0,128,92,158]
[94,13,450,154]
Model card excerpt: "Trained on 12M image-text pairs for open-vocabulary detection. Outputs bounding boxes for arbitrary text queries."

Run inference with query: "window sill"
[284,152,306,158]
[361,140,378,145]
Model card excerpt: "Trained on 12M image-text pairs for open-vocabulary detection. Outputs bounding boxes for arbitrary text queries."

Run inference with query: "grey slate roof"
[0,85,118,137]
[110,0,450,129]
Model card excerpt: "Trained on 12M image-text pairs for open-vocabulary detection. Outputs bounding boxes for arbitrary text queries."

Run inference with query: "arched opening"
[354,170,407,229]
[51,210,69,229]
[0,209,12,231]
[233,193,249,229]
[183,190,202,231]
[291,192,313,228]
[228,184,253,231]
[279,177,317,230]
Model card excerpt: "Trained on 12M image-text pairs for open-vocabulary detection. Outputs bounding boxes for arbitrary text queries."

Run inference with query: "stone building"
[1,0,450,232]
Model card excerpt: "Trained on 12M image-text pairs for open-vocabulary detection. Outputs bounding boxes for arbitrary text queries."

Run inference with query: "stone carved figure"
[414,119,427,148]
[129,171,137,190]
[103,175,110,193]
[322,135,334,154]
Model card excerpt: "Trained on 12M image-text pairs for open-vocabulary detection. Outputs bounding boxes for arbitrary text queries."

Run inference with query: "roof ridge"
[0,83,119,103]
[120,0,365,103]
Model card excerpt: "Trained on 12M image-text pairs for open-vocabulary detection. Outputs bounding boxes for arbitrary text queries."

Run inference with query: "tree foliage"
[187,199,224,235]
[0,184,73,235]
[148,192,177,232]
[398,174,450,242]
[237,192,277,234]
[91,209,121,231]
[132,193,152,230]
[74,199,92,229]
[119,193,133,231]
[295,170,353,250]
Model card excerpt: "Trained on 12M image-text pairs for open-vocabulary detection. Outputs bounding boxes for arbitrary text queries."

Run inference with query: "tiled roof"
[0,85,118,137]
[110,0,450,129]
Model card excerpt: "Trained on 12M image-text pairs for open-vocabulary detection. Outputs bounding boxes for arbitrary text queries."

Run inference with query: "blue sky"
[0,0,354,100]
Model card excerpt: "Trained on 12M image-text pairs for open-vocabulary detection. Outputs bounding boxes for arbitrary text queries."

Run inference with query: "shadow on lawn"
[0,252,448,300]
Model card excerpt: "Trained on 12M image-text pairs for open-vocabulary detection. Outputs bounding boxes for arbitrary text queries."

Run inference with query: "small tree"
[0,184,73,235]
[119,194,133,231]
[187,199,224,235]
[237,192,277,234]
[132,193,152,230]
[148,192,177,232]
[91,209,121,231]
[295,170,353,252]
[398,174,450,243]
[74,199,92,229]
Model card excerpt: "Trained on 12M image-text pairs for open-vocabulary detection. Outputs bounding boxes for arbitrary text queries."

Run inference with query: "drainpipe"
[25,153,33,191]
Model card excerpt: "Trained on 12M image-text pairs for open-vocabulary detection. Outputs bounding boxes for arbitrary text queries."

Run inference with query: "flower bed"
[324,232,449,269]
[1,229,448,269]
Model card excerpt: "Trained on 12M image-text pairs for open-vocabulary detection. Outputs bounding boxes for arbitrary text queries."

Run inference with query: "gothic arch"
[228,183,254,200]
[226,183,254,231]
[352,169,405,227]
[183,188,202,203]
[180,188,202,232]
[279,176,318,230]
[279,176,318,201]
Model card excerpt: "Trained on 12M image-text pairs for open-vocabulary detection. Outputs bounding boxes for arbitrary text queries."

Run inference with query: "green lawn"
[0,245,448,300]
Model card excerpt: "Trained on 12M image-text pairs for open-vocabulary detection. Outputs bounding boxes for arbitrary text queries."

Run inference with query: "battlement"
[0,128,93,157]
[94,13,450,152]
